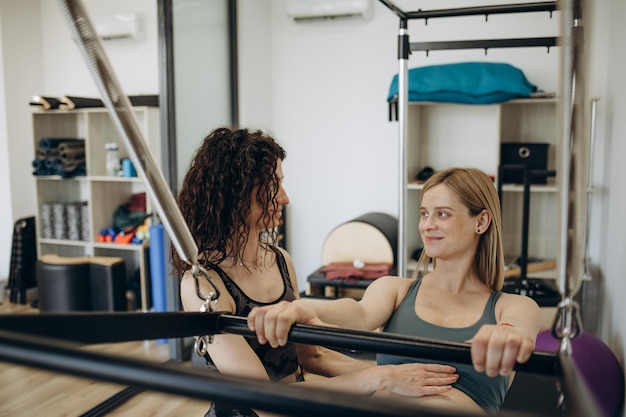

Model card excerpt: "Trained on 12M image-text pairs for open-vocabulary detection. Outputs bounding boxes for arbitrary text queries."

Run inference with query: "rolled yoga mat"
[149,223,167,343]
[57,141,86,151]
[59,148,86,162]
[38,138,83,151]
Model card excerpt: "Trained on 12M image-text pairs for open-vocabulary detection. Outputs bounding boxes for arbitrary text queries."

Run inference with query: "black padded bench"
[306,266,383,299]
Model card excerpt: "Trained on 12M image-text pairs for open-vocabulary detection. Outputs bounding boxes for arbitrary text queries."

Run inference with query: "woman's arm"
[300,362,459,398]
[470,293,541,377]
[247,276,408,347]
[277,248,377,377]
[296,343,372,377]
[299,276,403,330]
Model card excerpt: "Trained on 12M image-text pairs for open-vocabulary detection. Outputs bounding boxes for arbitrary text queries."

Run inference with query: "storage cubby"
[32,107,160,311]
[403,98,559,277]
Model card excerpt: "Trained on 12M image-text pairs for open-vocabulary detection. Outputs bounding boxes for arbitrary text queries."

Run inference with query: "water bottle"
[105,143,121,176]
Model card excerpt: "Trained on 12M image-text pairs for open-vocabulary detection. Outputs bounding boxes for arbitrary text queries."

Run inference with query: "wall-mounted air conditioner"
[286,0,372,22]
[92,13,144,41]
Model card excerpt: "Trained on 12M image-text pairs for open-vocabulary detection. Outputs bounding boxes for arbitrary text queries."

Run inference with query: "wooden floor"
[0,297,212,417]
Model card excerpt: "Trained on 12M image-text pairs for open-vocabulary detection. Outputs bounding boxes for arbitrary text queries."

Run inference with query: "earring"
[476,229,481,234]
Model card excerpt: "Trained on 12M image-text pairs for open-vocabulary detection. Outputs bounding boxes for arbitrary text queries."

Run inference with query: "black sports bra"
[200,246,300,382]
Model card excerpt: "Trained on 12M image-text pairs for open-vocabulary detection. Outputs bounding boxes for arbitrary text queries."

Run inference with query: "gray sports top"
[377,276,509,414]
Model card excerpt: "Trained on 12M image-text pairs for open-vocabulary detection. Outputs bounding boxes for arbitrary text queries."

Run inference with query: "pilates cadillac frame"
[0,311,605,417]
[0,1,609,416]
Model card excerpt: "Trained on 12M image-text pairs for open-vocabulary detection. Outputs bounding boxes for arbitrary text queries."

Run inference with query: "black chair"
[7,216,38,304]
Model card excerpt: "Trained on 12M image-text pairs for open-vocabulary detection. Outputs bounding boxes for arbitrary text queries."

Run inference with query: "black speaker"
[500,143,549,184]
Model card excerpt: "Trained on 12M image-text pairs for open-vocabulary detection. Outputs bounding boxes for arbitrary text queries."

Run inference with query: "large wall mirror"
[157,0,237,359]
[158,0,237,192]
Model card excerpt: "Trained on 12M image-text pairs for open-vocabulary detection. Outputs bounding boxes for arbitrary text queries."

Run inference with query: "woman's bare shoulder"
[363,275,415,303]
[180,268,234,313]
[371,275,415,290]
[497,290,541,310]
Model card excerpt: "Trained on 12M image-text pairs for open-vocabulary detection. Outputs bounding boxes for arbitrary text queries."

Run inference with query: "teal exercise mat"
[388,62,537,105]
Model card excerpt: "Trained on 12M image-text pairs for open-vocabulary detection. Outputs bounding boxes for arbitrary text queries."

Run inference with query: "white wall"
[0,2,11,283]
[587,0,626,368]
[237,0,272,130]
[0,0,44,280]
[39,0,159,97]
[264,1,399,286]
[261,0,559,287]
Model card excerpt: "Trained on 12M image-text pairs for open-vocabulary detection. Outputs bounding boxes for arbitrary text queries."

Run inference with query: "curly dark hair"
[170,127,286,276]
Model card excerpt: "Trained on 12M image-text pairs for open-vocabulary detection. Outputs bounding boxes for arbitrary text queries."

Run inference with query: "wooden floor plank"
[0,299,211,417]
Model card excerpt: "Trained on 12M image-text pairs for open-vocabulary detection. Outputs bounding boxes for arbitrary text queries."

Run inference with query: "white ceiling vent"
[286,0,372,22]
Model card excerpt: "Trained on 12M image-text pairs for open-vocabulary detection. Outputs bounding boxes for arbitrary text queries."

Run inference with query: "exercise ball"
[535,330,625,417]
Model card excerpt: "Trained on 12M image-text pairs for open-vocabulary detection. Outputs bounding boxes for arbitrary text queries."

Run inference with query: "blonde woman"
[248,167,541,415]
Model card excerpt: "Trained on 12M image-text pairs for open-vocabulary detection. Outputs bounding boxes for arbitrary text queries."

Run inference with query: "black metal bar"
[521,169,557,280]
[377,0,409,19]
[0,329,480,417]
[228,0,239,127]
[398,18,409,60]
[219,315,560,376]
[0,312,222,344]
[558,353,606,417]
[156,0,177,194]
[518,167,556,280]
[498,166,557,281]
[498,163,529,210]
[405,3,558,20]
[0,312,561,376]
[157,0,190,362]
[521,168,533,279]
[410,37,557,53]
[378,1,558,20]
[79,385,144,417]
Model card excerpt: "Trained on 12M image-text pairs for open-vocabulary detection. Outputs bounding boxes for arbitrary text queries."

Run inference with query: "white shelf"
[400,99,560,276]
[39,238,89,247]
[526,269,557,280]
[32,106,160,312]
[408,263,562,282]
[89,175,145,183]
[409,183,558,193]
[31,175,88,182]
[93,241,149,251]
[500,184,558,193]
